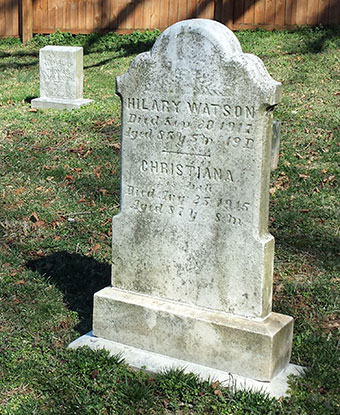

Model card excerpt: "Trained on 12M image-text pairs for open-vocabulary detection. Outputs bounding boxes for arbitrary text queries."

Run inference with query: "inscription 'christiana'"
[141,160,233,182]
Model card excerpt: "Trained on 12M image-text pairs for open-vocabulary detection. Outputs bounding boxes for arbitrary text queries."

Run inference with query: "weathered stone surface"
[112,19,281,319]
[90,19,296,386]
[93,287,293,381]
[31,46,93,110]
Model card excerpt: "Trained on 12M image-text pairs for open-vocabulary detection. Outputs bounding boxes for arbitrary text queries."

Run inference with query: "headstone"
[31,46,93,110]
[70,19,303,396]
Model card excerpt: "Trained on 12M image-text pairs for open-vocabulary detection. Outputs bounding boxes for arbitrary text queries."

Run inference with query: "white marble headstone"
[112,20,281,319]
[32,46,93,110]
[89,19,296,390]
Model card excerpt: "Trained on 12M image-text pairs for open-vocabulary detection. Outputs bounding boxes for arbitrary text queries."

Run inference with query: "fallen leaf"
[89,243,101,255]
[99,188,108,196]
[93,167,102,178]
[14,187,26,195]
[212,381,219,390]
[324,321,340,329]
[34,220,46,227]
[91,370,99,379]
[112,142,121,151]
[97,233,107,242]
[15,279,26,285]
[275,282,284,293]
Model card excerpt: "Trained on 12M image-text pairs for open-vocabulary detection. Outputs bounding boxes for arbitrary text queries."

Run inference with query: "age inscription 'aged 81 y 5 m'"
[71,19,304,397]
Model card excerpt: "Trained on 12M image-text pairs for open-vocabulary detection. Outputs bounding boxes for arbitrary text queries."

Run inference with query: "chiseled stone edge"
[31,97,93,110]
[69,332,304,399]
[40,45,83,53]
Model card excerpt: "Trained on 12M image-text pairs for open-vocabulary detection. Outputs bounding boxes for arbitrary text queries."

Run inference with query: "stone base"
[92,287,295,382]
[69,332,304,398]
[31,97,93,110]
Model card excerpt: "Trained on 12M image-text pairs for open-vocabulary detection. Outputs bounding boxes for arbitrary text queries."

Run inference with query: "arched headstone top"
[151,19,242,58]
[117,19,281,105]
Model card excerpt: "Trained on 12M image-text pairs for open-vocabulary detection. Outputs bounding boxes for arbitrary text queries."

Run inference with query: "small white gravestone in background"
[31,46,93,110]
[70,19,303,397]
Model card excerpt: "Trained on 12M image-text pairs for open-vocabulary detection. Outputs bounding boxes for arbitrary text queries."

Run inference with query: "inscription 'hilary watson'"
[126,98,255,118]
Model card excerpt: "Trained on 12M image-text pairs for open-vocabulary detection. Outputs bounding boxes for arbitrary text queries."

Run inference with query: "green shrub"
[29,29,161,55]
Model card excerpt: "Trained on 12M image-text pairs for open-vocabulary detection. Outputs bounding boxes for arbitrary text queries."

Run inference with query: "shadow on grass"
[83,39,157,69]
[26,251,111,334]
[274,231,340,278]
[25,30,160,69]
[303,27,340,53]
[0,50,38,58]
[0,60,38,70]
[286,26,340,54]
[241,26,340,60]
[82,31,159,56]
[271,199,340,271]
[24,95,38,103]
[84,57,117,69]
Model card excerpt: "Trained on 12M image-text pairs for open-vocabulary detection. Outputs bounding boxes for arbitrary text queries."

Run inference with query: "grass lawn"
[0,26,339,414]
